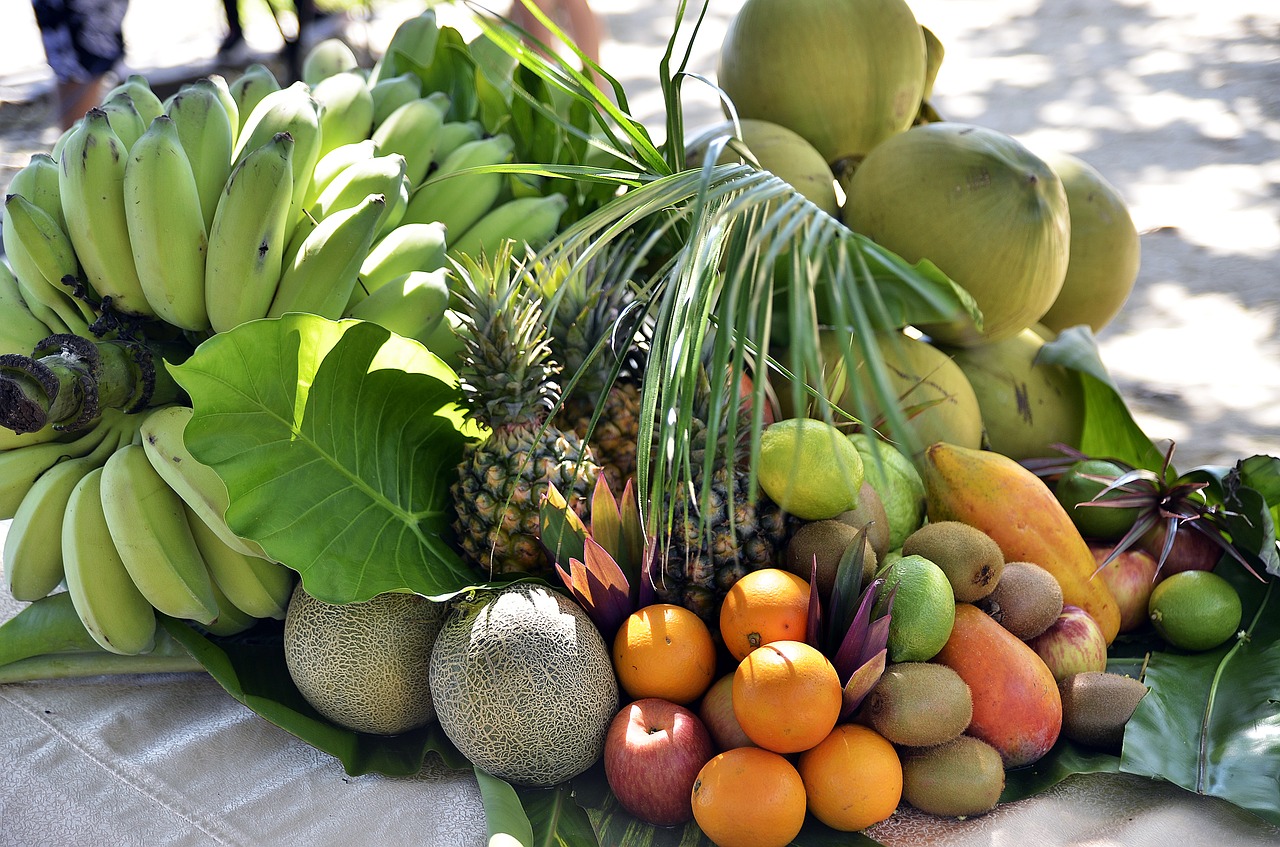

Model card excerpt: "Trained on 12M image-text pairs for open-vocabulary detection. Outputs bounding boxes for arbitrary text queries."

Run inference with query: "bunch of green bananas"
[0,9,574,650]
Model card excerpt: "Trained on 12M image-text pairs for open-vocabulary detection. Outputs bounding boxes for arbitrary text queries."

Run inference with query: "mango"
[921,442,1121,643]
[933,603,1062,768]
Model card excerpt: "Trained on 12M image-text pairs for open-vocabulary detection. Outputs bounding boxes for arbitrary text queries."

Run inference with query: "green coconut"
[1037,151,1141,334]
[717,0,927,170]
[686,119,840,215]
[842,123,1071,347]
[947,328,1085,460]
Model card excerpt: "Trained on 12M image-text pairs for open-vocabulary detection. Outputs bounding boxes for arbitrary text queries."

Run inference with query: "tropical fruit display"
[1,1,1278,845]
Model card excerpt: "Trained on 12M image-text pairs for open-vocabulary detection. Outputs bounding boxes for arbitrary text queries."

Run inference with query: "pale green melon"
[428,582,618,787]
[686,118,839,215]
[283,586,446,735]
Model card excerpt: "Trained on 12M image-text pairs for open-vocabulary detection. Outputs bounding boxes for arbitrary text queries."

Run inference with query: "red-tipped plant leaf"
[540,482,587,569]
[806,557,822,650]
[840,648,888,718]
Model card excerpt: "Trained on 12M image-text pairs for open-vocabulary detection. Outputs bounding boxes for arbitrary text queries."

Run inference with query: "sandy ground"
[1,0,1277,469]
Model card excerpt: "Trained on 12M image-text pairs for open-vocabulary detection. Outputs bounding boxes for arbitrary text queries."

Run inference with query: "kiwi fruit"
[1059,671,1149,751]
[901,520,1005,602]
[901,735,1006,818]
[975,561,1064,640]
[836,481,892,560]
[863,662,973,747]
[785,519,877,599]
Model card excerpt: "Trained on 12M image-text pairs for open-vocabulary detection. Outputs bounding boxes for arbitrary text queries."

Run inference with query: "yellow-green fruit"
[686,118,839,215]
[848,432,926,549]
[836,481,891,560]
[814,329,984,457]
[283,585,446,735]
[429,582,619,787]
[758,417,864,520]
[947,327,1085,460]
[842,123,1071,346]
[717,0,927,169]
[880,554,955,662]
[1037,151,1141,334]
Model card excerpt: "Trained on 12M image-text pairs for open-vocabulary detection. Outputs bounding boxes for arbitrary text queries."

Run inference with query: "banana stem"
[0,650,204,683]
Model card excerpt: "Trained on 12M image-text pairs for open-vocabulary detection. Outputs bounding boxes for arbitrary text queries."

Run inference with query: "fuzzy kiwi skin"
[901,735,1006,818]
[976,561,1064,640]
[902,520,1005,602]
[864,662,973,747]
[1059,671,1149,751]
[785,519,875,599]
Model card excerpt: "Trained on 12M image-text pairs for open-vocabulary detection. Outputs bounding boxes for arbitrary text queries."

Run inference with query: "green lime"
[1147,570,1242,651]
[1055,459,1139,540]
[881,554,956,662]
[758,418,864,520]
[848,433,926,550]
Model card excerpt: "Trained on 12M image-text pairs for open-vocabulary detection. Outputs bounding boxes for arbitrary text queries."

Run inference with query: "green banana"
[166,79,235,233]
[204,131,295,333]
[400,133,514,234]
[371,95,449,186]
[431,119,485,163]
[313,70,375,157]
[58,108,154,318]
[0,258,57,356]
[104,74,166,126]
[1,194,92,335]
[307,152,407,238]
[357,221,448,295]
[447,193,569,266]
[3,413,132,601]
[228,63,281,132]
[0,416,117,520]
[6,152,66,232]
[368,9,438,86]
[269,193,386,320]
[99,90,147,151]
[302,37,359,87]
[139,404,269,560]
[368,72,422,128]
[185,501,294,620]
[349,269,450,342]
[232,81,324,228]
[62,466,158,655]
[100,442,219,625]
[305,138,378,209]
[123,115,210,331]
[203,73,240,148]
[202,574,260,636]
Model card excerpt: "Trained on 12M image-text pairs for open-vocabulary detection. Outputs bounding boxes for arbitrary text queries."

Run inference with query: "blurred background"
[1,0,1277,469]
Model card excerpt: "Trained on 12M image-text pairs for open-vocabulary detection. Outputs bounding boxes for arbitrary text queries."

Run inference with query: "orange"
[797,723,903,831]
[719,568,811,661]
[691,747,807,847]
[612,603,717,704]
[732,639,842,754]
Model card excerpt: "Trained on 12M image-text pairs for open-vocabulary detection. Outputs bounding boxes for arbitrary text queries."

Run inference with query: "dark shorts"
[31,0,129,83]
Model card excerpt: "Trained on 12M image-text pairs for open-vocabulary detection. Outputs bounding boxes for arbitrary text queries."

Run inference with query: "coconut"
[1036,151,1141,334]
[947,327,1085,460]
[842,123,1071,347]
[686,118,840,215]
[716,0,927,171]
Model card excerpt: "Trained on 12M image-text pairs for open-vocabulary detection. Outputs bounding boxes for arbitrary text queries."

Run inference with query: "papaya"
[921,442,1121,643]
[933,602,1063,768]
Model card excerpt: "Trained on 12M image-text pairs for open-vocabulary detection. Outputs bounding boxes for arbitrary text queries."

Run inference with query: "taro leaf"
[168,315,478,605]
[1182,456,1280,578]
[475,768,537,846]
[160,616,468,777]
[1119,560,1280,826]
[517,781,599,846]
[1038,325,1165,473]
[1001,741,1121,803]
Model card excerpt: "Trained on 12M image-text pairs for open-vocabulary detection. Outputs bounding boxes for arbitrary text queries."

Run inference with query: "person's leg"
[507,0,601,68]
[31,0,129,129]
[219,0,244,54]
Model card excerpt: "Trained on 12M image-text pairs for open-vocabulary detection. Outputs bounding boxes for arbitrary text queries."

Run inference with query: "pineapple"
[450,247,601,579]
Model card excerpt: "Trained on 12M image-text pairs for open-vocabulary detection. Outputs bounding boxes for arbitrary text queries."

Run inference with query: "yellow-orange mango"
[934,603,1062,768]
[921,442,1121,644]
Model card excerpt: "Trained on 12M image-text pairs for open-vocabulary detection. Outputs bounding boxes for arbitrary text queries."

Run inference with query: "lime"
[758,418,864,521]
[849,433,926,549]
[1147,570,1242,651]
[880,554,956,662]
[1055,459,1139,541]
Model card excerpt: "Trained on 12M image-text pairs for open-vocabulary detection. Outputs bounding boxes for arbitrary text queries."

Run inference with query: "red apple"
[1027,605,1108,682]
[698,673,756,751]
[1140,522,1222,581]
[604,697,716,826]
[1090,544,1159,633]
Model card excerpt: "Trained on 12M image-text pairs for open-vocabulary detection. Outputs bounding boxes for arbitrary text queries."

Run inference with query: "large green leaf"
[168,315,478,604]
[1119,560,1280,826]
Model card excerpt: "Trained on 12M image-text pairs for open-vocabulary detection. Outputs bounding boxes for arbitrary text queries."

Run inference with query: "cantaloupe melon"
[429,581,618,787]
[283,585,446,736]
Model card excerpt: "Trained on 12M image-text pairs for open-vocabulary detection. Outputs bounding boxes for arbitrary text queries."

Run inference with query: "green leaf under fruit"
[168,315,478,604]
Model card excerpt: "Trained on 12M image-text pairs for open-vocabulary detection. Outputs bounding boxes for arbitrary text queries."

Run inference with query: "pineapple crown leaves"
[540,475,657,639]
[450,243,563,430]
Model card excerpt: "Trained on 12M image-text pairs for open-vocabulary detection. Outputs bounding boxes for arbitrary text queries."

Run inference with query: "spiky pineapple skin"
[561,380,640,491]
